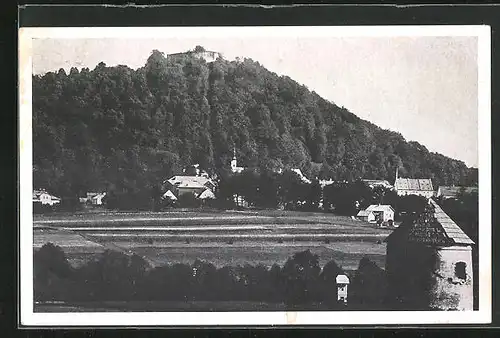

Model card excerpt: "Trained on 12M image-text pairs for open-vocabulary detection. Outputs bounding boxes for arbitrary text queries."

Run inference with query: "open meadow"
[33,210,393,271]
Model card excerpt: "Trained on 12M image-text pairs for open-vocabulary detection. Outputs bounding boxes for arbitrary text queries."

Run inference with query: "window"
[455,262,467,280]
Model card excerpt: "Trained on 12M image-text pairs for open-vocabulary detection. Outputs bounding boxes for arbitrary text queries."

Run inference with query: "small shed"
[336,274,350,303]
[356,210,376,223]
[366,204,395,223]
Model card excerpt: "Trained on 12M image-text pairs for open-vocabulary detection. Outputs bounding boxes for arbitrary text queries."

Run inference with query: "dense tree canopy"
[33,48,476,199]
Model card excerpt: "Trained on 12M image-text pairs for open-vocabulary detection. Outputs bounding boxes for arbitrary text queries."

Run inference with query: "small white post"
[336,274,350,303]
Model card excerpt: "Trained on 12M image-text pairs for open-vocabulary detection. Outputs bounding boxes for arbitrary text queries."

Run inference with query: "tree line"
[33,47,478,202]
[34,243,389,310]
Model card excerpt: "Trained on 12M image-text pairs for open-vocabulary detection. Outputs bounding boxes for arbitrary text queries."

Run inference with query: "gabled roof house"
[385,198,474,310]
[394,168,434,198]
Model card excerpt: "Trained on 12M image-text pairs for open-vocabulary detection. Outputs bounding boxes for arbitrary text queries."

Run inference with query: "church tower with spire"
[230,147,244,174]
[231,147,238,171]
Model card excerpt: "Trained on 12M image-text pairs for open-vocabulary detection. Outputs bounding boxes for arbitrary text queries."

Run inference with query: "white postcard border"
[19,25,492,326]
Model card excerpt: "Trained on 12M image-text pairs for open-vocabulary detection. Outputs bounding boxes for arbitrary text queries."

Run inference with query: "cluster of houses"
[32,145,477,310]
[33,150,477,214]
[33,190,107,208]
[354,169,478,227]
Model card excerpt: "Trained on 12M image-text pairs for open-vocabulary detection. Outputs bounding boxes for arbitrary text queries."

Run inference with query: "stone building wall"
[429,245,473,311]
[386,240,473,310]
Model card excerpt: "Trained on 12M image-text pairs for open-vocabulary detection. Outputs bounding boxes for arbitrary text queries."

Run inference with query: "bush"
[34,243,74,300]
[34,243,73,281]
[74,250,150,301]
[281,250,321,305]
[350,256,387,307]
[35,246,393,308]
[316,259,345,304]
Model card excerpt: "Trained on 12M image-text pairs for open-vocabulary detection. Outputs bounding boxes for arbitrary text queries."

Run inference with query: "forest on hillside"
[33,47,478,199]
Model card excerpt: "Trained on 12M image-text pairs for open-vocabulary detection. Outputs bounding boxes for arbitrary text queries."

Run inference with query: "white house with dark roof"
[385,198,474,311]
[394,168,435,198]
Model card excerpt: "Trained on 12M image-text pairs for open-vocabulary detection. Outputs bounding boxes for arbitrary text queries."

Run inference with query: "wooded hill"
[33,47,478,198]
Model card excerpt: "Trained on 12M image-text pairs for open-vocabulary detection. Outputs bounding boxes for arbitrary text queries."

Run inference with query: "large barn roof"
[385,199,474,246]
[167,175,213,189]
[395,178,434,191]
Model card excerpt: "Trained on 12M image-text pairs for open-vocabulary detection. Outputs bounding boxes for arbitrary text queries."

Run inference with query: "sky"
[32,35,479,167]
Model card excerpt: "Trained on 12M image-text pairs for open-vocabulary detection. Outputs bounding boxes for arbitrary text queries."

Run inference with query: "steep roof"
[291,168,311,184]
[33,190,60,201]
[366,204,395,213]
[91,192,106,200]
[356,210,374,217]
[395,178,434,191]
[385,199,474,246]
[336,274,350,284]
[198,189,216,200]
[162,190,178,200]
[167,175,213,189]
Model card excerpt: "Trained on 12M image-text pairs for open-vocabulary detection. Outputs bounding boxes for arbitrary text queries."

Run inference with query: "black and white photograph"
[19,25,491,326]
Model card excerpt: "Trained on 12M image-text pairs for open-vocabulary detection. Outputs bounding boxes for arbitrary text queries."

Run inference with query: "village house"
[385,198,474,311]
[168,49,223,63]
[79,192,107,205]
[436,186,478,200]
[356,209,376,223]
[165,175,216,198]
[394,168,435,198]
[365,204,395,223]
[362,179,393,190]
[356,204,395,225]
[33,189,61,206]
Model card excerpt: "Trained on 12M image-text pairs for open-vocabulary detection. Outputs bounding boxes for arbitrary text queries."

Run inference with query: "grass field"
[33,210,392,271]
